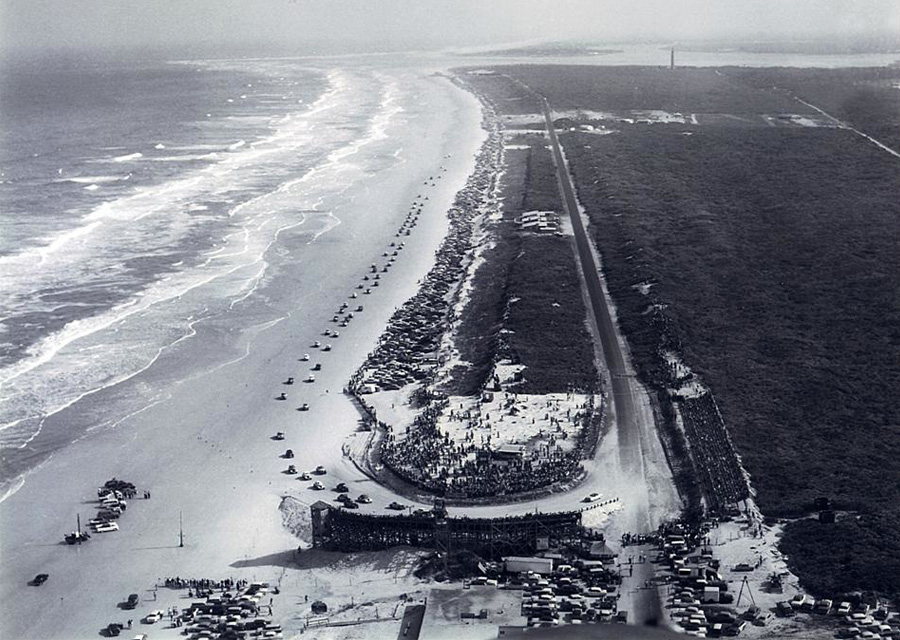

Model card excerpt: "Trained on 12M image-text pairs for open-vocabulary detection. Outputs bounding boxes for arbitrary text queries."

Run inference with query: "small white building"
[504,556,554,575]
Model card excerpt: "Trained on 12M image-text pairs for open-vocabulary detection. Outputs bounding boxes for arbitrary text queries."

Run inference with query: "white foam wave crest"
[0,67,412,461]
[112,152,143,162]
[146,153,221,162]
[0,69,351,274]
[62,175,131,184]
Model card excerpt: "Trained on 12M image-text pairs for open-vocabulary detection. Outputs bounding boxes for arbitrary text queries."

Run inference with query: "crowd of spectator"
[349,101,503,394]
[678,393,749,512]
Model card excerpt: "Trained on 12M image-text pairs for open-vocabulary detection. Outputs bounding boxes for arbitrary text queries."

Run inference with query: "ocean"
[0,55,411,496]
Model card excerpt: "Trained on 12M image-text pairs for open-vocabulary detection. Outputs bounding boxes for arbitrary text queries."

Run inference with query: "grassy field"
[727,66,900,151]
[464,64,900,599]
[562,125,900,517]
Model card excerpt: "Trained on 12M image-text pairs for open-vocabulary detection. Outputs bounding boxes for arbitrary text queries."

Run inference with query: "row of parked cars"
[518,569,623,628]
[179,582,283,639]
[774,594,898,638]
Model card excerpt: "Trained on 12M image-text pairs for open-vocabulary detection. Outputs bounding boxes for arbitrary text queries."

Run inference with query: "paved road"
[539,95,663,625]
[539,97,634,428]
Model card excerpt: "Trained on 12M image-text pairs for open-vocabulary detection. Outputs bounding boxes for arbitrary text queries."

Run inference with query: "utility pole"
[179,510,184,548]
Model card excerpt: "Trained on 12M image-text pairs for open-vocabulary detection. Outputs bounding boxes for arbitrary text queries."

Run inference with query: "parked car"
[142,610,164,624]
[32,573,49,586]
[284,449,294,459]
[104,623,123,636]
[387,502,405,511]
[311,481,324,490]
[776,601,795,616]
[314,466,327,475]
[273,432,285,440]
[124,593,139,609]
[93,522,119,533]
[356,494,372,504]
[286,465,297,474]
[342,501,359,509]
[582,492,602,503]
[335,483,349,493]
[298,472,312,481]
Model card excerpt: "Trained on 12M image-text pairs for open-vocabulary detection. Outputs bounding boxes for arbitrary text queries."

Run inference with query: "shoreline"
[0,66,488,640]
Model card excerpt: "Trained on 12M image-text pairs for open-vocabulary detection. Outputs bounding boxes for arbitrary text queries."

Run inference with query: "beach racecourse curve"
[0,63,680,639]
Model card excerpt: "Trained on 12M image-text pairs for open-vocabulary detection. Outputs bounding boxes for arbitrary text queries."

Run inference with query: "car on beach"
[323,344,332,351]
[104,622,124,636]
[301,353,310,361]
[582,492,602,503]
[284,449,294,458]
[93,522,119,533]
[285,465,297,475]
[312,341,320,348]
[312,363,321,371]
[356,494,372,504]
[387,502,406,511]
[306,374,315,383]
[298,403,310,411]
[341,501,359,509]
[142,610,164,624]
[65,530,90,544]
[336,494,352,504]
[298,472,312,481]
[273,432,285,440]
[124,593,139,609]
[311,481,325,490]
[314,466,327,475]
[32,573,49,586]
[335,483,349,493]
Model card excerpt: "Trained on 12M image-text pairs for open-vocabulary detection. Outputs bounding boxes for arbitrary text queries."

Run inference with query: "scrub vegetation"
[465,63,900,600]
[447,137,597,396]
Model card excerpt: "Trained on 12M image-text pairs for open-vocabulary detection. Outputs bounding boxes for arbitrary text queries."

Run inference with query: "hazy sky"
[2,0,898,58]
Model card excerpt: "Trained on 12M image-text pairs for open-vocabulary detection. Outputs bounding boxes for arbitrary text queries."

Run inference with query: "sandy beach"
[0,65,487,639]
